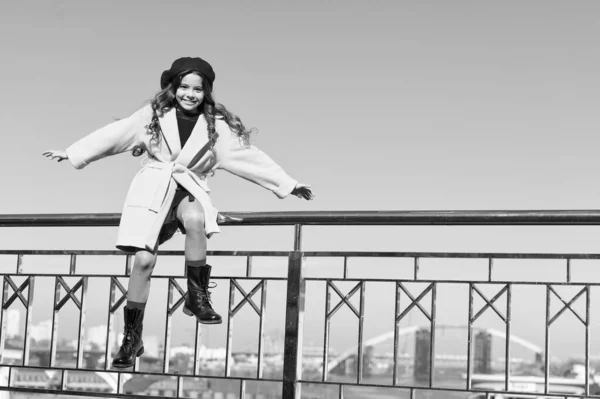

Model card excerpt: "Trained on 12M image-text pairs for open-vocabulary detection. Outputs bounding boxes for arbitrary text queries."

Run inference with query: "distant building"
[30,320,52,343]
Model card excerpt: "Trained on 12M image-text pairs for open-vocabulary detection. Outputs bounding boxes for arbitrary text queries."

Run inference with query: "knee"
[183,212,205,235]
[134,251,156,276]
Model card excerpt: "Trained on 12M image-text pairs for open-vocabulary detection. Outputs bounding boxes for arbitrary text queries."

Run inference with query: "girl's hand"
[43,150,68,162]
[291,183,314,200]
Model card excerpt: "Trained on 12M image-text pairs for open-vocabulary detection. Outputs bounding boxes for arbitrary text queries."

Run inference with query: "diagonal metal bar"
[167,278,187,316]
[110,295,127,314]
[397,282,432,320]
[231,279,262,316]
[471,285,507,323]
[57,276,78,297]
[168,296,186,316]
[56,277,83,311]
[112,277,127,296]
[397,283,433,321]
[3,277,30,309]
[109,277,128,314]
[548,285,587,325]
[170,278,187,298]
[327,281,361,319]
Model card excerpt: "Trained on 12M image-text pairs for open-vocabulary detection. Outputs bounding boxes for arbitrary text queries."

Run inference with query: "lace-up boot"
[183,264,222,324]
[112,307,145,369]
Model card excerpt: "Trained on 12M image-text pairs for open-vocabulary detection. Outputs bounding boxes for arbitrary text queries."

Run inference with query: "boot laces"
[120,325,137,352]
[196,282,217,307]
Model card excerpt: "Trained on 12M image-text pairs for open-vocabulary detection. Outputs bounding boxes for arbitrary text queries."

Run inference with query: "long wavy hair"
[133,70,255,157]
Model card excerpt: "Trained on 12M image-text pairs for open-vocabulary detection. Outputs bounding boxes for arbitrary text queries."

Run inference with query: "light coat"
[66,105,297,252]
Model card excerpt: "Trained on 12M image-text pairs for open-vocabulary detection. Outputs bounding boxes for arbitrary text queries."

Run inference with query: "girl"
[43,56,313,369]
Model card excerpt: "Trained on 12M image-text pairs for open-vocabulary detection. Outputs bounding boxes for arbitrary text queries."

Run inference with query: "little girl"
[43,56,313,369]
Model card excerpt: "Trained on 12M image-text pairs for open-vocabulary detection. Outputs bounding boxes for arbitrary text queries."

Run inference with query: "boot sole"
[111,347,145,369]
[183,305,223,324]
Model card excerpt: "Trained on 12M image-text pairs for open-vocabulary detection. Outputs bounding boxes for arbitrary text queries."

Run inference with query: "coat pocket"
[124,165,171,212]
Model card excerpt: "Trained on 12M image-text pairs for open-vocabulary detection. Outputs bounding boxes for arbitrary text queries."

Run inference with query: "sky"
[1,0,600,366]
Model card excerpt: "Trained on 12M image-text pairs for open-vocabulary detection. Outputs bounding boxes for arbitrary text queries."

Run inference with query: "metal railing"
[0,210,599,399]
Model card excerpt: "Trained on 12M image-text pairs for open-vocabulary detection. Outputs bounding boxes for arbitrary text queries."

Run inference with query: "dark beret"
[160,57,215,89]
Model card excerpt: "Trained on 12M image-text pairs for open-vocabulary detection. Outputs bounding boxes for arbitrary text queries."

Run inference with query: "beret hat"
[160,57,215,89]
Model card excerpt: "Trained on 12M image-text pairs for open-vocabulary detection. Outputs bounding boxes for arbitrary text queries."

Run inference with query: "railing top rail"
[2,210,600,227]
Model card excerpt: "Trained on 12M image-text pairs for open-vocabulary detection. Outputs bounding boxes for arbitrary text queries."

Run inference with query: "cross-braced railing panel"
[225,278,268,379]
[50,274,88,369]
[394,282,436,387]
[321,280,365,384]
[544,284,591,396]
[1,275,34,366]
[466,283,512,392]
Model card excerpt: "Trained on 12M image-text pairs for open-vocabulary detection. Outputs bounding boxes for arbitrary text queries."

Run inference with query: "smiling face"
[175,73,204,112]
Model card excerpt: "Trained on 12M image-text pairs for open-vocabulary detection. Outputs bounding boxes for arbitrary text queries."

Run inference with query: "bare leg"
[176,197,207,262]
[177,196,222,324]
[127,250,158,304]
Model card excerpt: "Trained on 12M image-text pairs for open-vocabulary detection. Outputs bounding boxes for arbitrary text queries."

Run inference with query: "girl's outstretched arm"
[214,121,313,200]
[43,105,152,169]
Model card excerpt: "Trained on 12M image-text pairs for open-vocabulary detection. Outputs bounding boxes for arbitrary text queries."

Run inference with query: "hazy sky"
[2,1,600,365]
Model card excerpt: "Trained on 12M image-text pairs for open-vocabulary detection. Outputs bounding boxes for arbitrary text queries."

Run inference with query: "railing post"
[282,225,305,399]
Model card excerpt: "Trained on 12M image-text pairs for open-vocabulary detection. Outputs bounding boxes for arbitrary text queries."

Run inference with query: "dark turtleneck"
[175,106,201,148]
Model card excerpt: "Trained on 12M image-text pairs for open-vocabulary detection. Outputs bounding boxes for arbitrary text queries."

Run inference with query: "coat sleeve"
[65,105,152,169]
[213,121,298,199]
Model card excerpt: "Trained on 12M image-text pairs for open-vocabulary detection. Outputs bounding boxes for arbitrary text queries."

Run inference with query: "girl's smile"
[176,73,204,112]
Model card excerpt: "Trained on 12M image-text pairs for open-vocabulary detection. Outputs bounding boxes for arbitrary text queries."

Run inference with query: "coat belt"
[143,161,219,235]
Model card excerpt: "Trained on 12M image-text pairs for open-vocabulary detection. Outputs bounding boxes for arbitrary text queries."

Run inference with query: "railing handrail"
[2,210,600,227]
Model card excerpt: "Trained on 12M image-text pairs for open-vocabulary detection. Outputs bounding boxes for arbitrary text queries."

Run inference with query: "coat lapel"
[177,114,209,168]
[158,109,181,160]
